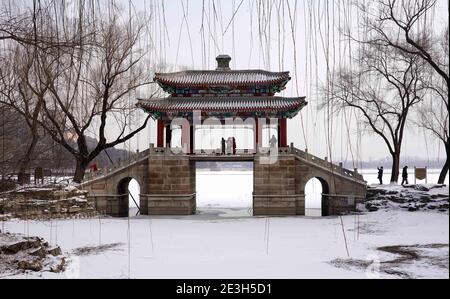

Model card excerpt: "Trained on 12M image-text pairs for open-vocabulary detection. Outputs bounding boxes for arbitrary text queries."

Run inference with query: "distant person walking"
[221,138,226,155]
[89,163,98,172]
[401,166,409,185]
[232,137,236,155]
[377,167,384,185]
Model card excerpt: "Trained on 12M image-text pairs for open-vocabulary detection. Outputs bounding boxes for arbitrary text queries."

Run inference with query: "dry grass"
[72,243,124,256]
[330,243,449,279]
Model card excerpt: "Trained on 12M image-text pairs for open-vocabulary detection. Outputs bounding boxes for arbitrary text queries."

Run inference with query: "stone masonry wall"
[144,155,196,215]
[253,156,299,215]
[81,148,367,217]
[294,158,366,216]
[82,159,149,217]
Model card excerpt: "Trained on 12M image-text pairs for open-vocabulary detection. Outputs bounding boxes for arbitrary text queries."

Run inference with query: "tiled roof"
[137,96,306,113]
[154,70,291,88]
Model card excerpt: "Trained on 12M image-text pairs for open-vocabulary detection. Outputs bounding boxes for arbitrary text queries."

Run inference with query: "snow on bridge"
[81,144,367,217]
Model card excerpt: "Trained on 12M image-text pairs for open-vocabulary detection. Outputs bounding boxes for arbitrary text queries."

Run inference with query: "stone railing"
[149,144,257,157]
[83,143,364,183]
[149,145,188,156]
[147,144,364,181]
[289,145,364,182]
[83,148,150,182]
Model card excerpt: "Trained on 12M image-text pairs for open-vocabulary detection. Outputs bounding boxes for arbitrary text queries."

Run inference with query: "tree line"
[322,0,448,184]
[0,0,448,185]
[0,0,158,183]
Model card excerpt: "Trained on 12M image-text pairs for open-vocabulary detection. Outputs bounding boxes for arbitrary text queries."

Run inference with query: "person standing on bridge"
[226,137,233,155]
[232,137,237,155]
[221,138,226,155]
[377,166,384,185]
[269,134,278,149]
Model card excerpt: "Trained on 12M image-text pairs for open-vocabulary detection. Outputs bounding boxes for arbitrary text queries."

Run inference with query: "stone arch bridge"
[81,144,367,217]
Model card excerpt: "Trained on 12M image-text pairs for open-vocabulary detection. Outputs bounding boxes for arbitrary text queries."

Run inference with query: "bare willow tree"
[358,0,449,182]
[416,28,449,184]
[0,1,51,181]
[0,1,97,180]
[325,45,425,183]
[0,103,17,176]
[0,43,46,182]
[0,1,40,43]
[418,39,449,183]
[1,1,155,183]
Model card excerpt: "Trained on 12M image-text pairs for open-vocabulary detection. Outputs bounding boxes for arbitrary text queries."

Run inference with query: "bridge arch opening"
[195,162,254,216]
[304,177,330,217]
[117,177,141,217]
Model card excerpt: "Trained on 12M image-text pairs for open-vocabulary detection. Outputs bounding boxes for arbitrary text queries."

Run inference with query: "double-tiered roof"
[154,70,291,91]
[137,55,307,119]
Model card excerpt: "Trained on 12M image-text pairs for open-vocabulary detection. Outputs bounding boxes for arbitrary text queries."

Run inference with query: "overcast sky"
[111,0,449,165]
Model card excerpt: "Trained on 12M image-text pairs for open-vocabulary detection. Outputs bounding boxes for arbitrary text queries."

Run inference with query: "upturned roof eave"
[153,70,292,88]
[136,97,307,118]
[154,69,290,77]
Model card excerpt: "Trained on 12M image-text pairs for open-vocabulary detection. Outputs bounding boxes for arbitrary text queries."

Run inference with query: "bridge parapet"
[146,144,364,183]
[81,142,366,217]
[289,146,364,182]
[83,144,364,186]
[254,145,364,183]
[84,148,150,182]
[149,144,189,156]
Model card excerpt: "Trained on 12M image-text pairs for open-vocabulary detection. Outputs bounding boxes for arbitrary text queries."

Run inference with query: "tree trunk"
[390,153,400,184]
[73,157,89,184]
[17,133,39,181]
[438,142,449,185]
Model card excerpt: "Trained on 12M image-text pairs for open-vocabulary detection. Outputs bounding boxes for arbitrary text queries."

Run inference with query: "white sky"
[110,0,448,164]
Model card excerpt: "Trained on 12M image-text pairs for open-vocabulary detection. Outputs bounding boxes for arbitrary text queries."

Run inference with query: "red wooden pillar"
[157,119,165,148]
[279,118,287,148]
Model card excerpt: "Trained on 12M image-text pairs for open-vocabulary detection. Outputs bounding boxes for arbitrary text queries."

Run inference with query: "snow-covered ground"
[1,170,448,279]
[363,184,449,213]
[1,207,448,279]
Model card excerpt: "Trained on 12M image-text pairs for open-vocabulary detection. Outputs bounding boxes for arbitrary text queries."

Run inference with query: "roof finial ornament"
[216,55,232,71]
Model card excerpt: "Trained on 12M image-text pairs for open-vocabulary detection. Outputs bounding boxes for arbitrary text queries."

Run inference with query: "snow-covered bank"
[0,232,66,277]
[0,207,448,279]
[0,183,447,279]
[363,184,449,213]
[0,184,97,220]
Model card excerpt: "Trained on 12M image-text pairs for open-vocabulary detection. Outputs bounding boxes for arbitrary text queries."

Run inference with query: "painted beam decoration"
[137,55,307,120]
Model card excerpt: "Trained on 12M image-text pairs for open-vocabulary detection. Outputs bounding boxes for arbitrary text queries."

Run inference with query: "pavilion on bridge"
[137,55,307,154]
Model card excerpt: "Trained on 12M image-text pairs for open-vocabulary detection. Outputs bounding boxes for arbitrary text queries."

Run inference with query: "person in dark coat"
[377,167,384,185]
[221,138,226,155]
[232,137,237,155]
[401,166,409,185]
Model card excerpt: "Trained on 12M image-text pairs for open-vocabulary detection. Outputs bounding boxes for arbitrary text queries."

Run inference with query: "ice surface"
[1,170,448,279]
[1,208,448,279]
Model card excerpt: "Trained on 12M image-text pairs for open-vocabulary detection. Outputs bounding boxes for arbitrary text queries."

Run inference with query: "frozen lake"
[2,208,448,279]
[2,170,448,279]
